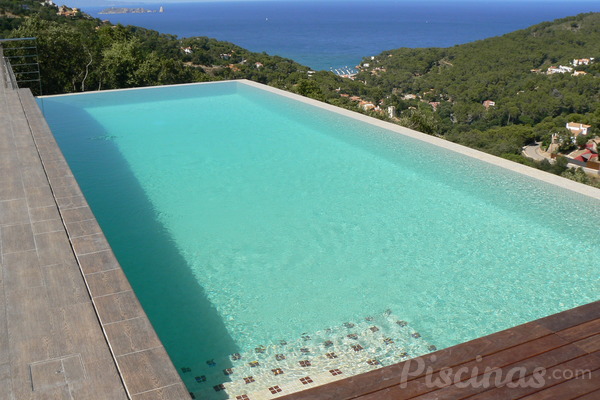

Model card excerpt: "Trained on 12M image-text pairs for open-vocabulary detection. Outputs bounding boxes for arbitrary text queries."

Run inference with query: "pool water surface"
[39,81,600,399]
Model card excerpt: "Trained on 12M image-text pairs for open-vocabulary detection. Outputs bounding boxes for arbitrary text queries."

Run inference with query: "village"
[334,56,599,175]
[525,121,600,174]
[531,57,595,76]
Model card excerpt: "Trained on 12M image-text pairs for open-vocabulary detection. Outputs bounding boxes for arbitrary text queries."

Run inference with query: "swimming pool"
[39,80,600,399]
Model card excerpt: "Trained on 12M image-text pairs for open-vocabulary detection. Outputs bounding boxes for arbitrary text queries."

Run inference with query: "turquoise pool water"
[40,81,599,398]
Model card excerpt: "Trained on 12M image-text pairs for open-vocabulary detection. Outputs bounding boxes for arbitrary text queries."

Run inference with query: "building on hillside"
[566,122,592,137]
[573,71,588,76]
[483,100,495,109]
[429,102,440,111]
[57,5,79,16]
[387,106,396,119]
[359,101,376,111]
[572,148,599,166]
[547,65,573,74]
[572,58,594,66]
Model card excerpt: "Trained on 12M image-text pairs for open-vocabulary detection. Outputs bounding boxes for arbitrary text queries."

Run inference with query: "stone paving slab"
[0,72,189,398]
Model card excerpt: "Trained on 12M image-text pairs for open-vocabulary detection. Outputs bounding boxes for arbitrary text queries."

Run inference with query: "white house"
[572,58,594,66]
[566,122,592,137]
[360,101,376,111]
[483,100,495,109]
[387,106,396,118]
[547,65,573,74]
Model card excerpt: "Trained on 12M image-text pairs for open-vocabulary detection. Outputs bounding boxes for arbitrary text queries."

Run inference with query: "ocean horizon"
[82,1,600,70]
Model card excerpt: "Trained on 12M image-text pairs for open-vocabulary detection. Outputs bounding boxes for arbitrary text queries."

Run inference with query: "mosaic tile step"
[186,310,436,400]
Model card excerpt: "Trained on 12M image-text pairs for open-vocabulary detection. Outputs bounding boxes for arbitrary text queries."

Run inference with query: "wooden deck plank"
[408,342,592,399]
[555,319,600,343]
[535,302,600,333]
[362,333,573,400]
[572,334,600,354]
[519,366,600,400]
[574,388,600,400]
[281,302,600,400]
[466,353,600,400]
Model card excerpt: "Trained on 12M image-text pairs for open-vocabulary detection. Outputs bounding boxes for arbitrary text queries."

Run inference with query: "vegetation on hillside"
[1,1,599,186]
[355,13,600,144]
[0,0,320,94]
[347,13,600,187]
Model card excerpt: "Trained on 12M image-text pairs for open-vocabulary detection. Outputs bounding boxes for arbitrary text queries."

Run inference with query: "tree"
[575,134,589,148]
[296,79,325,101]
[99,39,143,89]
[11,17,94,94]
[397,108,440,135]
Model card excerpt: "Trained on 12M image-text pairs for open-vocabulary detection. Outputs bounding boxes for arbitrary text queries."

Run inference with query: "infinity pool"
[39,80,600,399]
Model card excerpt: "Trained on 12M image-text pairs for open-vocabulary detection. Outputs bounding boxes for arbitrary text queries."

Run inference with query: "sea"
[82,1,600,71]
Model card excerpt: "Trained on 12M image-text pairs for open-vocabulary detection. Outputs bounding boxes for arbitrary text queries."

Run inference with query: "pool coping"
[237,79,600,200]
[10,87,190,399]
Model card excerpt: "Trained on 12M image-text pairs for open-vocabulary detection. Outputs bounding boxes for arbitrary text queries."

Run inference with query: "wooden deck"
[280,301,600,400]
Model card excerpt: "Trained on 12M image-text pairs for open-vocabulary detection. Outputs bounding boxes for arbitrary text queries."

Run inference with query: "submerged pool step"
[188,311,436,399]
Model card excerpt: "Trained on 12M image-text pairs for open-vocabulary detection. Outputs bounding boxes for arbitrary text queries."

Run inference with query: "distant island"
[99,6,163,15]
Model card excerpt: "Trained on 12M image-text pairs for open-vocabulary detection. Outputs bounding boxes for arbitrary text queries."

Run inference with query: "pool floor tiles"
[182,311,436,400]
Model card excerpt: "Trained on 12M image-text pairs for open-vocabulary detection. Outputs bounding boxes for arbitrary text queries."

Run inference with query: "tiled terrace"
[1,63,598,400]
[0,59,189,399]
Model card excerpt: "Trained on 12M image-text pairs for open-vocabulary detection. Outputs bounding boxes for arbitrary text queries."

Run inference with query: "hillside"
[0,0,327,95]
[1,2,599,186]
[352,13,600,157]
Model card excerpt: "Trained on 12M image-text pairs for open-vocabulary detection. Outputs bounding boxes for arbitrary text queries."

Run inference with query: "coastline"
[80,0,600,71]
[98,6,163,14]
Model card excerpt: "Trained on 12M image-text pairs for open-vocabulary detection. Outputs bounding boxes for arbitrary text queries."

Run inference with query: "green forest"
[354,13,600,154]
[1,0,599,186]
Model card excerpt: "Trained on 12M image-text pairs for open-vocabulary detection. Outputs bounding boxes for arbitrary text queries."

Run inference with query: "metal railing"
[0,37,42,95]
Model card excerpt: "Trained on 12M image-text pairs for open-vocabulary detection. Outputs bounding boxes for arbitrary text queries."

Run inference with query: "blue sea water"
[82,0,600,70]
